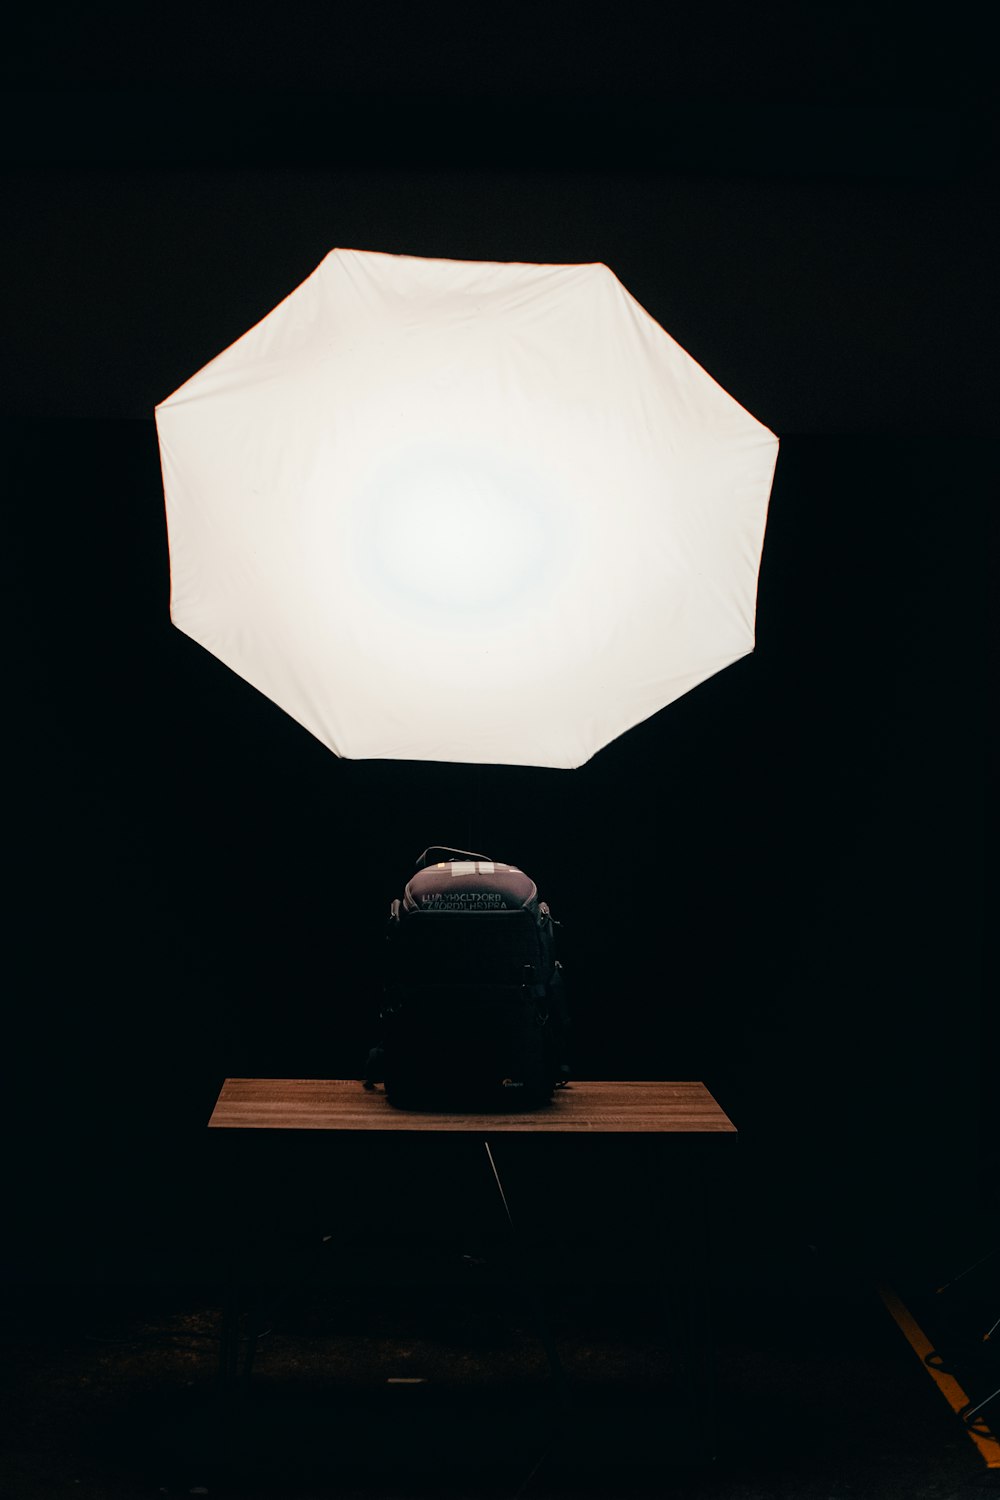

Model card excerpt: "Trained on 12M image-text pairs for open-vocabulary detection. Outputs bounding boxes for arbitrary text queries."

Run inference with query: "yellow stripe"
[878,1284,1000,1469]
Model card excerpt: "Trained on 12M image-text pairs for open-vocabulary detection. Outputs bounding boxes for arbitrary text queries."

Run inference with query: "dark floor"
[2,1225,997,1500]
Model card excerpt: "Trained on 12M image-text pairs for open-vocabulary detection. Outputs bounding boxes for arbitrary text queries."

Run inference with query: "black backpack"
[364,847,570,1110]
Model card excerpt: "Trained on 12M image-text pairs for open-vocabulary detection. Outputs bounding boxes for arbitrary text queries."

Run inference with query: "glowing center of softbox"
[364,450,554,616]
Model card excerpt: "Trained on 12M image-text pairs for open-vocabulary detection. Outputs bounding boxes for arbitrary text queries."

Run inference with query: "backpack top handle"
[414,846,493,870]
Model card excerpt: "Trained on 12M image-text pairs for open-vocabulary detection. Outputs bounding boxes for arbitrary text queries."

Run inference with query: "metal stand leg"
[484,1138,572,1412]
[964,1386,1000,1423]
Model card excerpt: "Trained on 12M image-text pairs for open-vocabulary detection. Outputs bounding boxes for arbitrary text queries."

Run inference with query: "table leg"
[654,1147,719,1462]
[219,1257,241,1388]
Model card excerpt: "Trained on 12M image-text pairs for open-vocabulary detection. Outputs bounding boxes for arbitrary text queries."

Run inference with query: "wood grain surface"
[207,1079,736,1134]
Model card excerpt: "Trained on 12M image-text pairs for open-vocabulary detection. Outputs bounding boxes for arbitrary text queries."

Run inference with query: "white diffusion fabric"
[155,248,778,768]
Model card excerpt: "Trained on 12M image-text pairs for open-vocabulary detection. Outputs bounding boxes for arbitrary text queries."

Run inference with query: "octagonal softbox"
[156,249,778,768]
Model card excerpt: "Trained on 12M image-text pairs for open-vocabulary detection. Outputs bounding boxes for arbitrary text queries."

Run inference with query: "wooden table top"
[208,1079,736,1135]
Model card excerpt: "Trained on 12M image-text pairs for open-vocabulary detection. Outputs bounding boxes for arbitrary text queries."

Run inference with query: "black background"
[2,5,990,1289]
